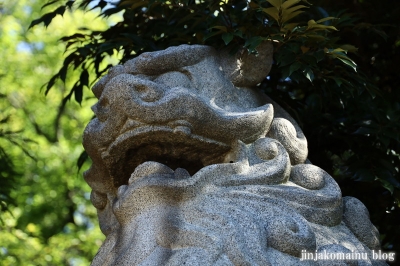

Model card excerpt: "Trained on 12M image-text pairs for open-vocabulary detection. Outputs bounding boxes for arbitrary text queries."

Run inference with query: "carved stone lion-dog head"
[83,43,383,266]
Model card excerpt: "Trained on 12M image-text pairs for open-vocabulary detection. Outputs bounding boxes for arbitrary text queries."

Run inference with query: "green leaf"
[234,30,243,38]
[353,168,375,182]
[62,87,74,106]
[97,0,108,10]
[307,20,338,31]
[304,34,327,41]
[80,69,89,88]
[353,127,372,135]
[340,44,358,53]
[315,16,336,24]
[371,28,388,41]
[244,37,263,52]
[98,42,117,54]
[300,0,312,5]
[222,33,234,45]
[378,159,397,173]
[59,66,68,83]
[29,13,56,29]
[289,62,302,76]
[331,48,347,53]
[380,180,394,194]
[126,0,148,10]
[282,10,304,24]
[211,26,228,32]
[332,77,343,87]
[303,68,314,82]
[336,57,357,72]
[314,49,325,62]
[74,83,83,104]
[282,23,299,32]
[203,30,224,41]
[41,0,60,10]
[262,7,280,22]
[77,151,88,171]
[326,49,358,71]
[379,170,400,192]
[266,0,282,9]
[302,55,317,67]
[282,5,308,24]
[45,75,58,95]
[281,0,301,10]
[275,51,296,66]
[102,7,124,17]
[284,5,308,14]
[280,65,291,79]
[177,12,197,25]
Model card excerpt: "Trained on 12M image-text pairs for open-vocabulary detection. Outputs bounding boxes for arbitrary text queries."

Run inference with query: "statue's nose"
[91,103,99,115]
[91,97,109,122]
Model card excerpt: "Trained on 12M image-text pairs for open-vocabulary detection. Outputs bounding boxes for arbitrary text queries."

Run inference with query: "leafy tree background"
[0,0,109,264]
[1,0,399,265]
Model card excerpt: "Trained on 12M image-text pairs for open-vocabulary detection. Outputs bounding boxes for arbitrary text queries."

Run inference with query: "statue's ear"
[219,41,274,87]
[92,45,217,98]
[123,45,216,75]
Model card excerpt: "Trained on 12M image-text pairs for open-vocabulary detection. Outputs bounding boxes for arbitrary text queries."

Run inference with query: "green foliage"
[0,0,104,264]
[0,96,19,215]
[266,3,400,196]
[30,0,357,103]
[0,95,36,217]
[262,0,400,254]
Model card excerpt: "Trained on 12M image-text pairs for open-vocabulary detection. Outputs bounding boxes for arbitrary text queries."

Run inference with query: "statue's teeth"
[117,185,128,197]
[174,168,191,179]
[120,119,145,133]
[128,161,174,185]
[173,126,191,135]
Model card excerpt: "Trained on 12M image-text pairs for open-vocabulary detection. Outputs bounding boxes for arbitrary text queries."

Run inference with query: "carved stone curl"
[83,43,385,265]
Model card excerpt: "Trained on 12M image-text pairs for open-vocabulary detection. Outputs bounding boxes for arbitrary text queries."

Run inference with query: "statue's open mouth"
[84,93,274,192]
[99,122,232,189]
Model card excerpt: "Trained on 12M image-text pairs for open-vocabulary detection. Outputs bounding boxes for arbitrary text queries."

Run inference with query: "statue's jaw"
[85,123,233,193]
[82,95,273,202]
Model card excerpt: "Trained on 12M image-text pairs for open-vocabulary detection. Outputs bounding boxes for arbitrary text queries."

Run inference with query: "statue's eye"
[153,71,192,89]
[91,97,110,122]
[132,83,163,102]
[99,97,109,107]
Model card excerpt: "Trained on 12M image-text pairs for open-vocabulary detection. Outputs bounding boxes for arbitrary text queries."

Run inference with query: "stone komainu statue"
[83,43,386,265]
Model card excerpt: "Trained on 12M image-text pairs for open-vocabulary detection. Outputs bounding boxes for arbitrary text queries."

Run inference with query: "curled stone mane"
[83,43,385,266]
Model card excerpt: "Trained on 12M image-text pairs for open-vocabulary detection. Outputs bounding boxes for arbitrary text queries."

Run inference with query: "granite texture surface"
[83,43,386,266]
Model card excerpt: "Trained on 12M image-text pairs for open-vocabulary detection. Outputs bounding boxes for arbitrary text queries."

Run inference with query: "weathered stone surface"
[83,43,386,265]
[342,197,381,250]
